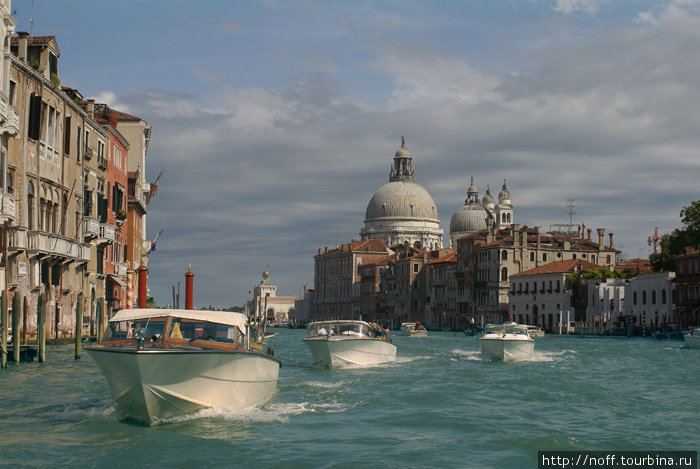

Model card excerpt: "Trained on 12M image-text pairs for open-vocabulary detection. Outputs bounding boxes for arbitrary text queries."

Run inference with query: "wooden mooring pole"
[1,291,6,369]
[75,293,83,359]
[38,293,46,363]
[12,293,20,363]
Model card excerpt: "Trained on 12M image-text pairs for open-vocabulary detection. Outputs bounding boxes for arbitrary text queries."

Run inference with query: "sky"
[13,0,700,308]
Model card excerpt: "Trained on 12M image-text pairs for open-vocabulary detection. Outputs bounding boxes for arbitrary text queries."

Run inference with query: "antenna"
[566,199,576,226]
[30,0,34,35]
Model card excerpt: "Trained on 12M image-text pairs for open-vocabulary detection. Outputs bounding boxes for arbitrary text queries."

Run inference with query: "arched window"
[542,253,548,261]
[642,291,647,304]
[572,254,577,259]
[501,267,508,281]
[530,252,535,262]
[507,213,511,223]
[661,289,667,304]
[501,250,508,260]
[27,181,35,230]
[633,291,638,305]
[651,290,657,304]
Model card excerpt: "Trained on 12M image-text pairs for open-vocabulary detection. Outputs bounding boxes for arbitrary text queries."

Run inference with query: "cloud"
[552,0,606,14]
[120,3,700,307]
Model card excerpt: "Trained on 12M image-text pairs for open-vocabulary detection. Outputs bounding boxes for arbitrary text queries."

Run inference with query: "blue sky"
[13,0,700,308]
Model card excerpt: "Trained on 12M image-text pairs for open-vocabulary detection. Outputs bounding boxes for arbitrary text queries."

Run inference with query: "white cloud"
[552,0,605,14]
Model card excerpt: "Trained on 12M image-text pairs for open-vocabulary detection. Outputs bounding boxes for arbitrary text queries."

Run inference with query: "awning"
[108,274,126,288]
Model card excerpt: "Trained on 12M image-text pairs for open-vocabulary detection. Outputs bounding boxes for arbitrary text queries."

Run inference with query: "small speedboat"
[478,325,535,361]
[684,327,700,349]
[400,322,428,337]
[523,325,545,338]
[303,320,396,367]
[87,308,280,425]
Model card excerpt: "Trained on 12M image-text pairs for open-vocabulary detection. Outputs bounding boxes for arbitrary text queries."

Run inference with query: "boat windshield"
[308,323,372,338]
[168,318,241,344]
[103,318,166,341]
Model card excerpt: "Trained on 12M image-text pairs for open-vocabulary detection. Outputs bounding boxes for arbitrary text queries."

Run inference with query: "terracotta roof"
[511,259,599,277]
[428,250,458,264]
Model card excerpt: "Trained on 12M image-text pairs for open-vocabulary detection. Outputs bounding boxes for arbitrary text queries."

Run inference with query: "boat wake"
[450,348,577,362]
[396,355,433,364]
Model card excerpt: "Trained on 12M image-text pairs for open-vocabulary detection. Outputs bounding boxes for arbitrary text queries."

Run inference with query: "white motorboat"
[684,327,700,349]
[400,322,428,337]
[523,325,545,338]
[86,308,280,425]
[303,320,396,367]
[478,325,535,361]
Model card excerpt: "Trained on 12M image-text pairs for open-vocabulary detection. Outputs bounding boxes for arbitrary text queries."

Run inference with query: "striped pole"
[126,268,133,309]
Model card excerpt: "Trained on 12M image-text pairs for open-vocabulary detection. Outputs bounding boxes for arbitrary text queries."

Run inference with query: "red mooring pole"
[137,265,148,308]
[185,265,194,310]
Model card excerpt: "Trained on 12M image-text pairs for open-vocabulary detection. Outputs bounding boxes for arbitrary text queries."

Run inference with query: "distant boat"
[478,324,535,361]
[400,322,428,337]
[87,308,280,425]
[303,320,396,368]
[684,327,700,349]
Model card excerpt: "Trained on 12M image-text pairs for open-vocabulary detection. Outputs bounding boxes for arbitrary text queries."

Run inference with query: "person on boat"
[318,326,327,336]
[415,321,422,331]
[503,315,517,326]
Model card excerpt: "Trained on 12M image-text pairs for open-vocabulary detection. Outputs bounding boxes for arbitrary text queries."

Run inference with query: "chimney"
[486,218,494,243]
[608,232,614,249]
[318,248,321,255]
[324,247,328,254]
[18,32,29,63]
[522,225,527,246]
[87,99,95,118]
[587,228,592,241]
[511,224,520,246]
[536,226,541,249]
[597,228,606,251]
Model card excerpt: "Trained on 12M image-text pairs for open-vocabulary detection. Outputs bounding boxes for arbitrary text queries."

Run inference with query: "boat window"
[169,318,238,343]
[338,324,364,336]
[133,319,166,339]
[104,320,134,340]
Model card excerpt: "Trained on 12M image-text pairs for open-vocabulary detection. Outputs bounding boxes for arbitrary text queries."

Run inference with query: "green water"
[1,330,698,469]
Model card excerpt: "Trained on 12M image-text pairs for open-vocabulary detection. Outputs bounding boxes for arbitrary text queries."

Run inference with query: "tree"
[650,200,700,271]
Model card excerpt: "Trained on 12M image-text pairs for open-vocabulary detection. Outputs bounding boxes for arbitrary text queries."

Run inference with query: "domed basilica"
[360,138,515,250]
[360,138,443,250]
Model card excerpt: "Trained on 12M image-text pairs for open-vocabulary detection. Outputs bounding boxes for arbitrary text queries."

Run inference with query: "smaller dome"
[482,186,494,206]
[450,204,489,234]
[499,180,511,200]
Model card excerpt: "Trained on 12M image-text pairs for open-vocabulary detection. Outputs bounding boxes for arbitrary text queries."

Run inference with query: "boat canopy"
[109,308,249,330]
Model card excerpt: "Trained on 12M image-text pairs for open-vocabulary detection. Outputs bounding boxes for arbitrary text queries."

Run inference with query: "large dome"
[365,181,439,222]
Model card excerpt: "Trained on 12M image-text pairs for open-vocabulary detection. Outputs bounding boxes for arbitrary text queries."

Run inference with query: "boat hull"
[684,334,700,349]
[87,347,280,424]
[478,336,535,361]
[303,337,397,367]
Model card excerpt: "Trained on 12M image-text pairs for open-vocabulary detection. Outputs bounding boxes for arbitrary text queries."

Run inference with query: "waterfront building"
[5,33,95,339]
[509,259,597,332]
[293,285,314,325]
[249,268,295,325]
[360,138,443,250]
[313,239,390,320]
[624,272,675,333]
[449,178,514,246]
[425,248,458,329]
[674,248,699,327]
[457,223,618,325]
[585,277,627,334]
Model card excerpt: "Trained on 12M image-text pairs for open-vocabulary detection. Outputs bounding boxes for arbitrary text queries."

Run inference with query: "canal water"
[1,330,698,469]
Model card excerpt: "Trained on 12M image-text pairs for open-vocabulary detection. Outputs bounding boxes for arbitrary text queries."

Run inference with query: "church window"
[501,250,507,260]
[501,267,508,281]
[507,213,511,223]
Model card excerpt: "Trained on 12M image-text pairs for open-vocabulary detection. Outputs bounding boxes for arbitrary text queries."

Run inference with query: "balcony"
[97,223,115,245]
[7,227,28,253]
[0,90,7,122]
[26,231,91,263]
[83,217,100,239]
[97,156,107,170]
[85,146,94,160]
[0,190,16,223]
